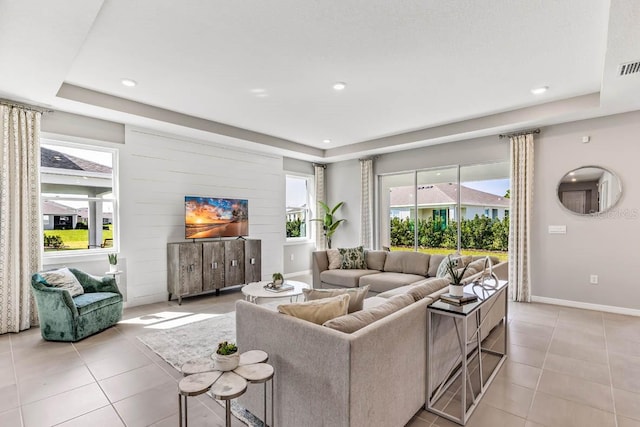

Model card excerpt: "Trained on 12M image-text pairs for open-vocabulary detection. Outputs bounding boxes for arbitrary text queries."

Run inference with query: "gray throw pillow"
[39,267,84,297]
[303,285,370,313]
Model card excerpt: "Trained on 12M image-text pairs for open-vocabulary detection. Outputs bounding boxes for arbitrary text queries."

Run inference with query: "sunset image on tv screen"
[185,197,248,239]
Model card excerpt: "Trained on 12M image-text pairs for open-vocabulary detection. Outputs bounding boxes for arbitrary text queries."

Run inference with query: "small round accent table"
[241,280,309,304]
[178,350,273,427]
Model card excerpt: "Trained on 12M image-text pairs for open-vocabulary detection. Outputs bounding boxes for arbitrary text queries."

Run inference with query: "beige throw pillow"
[278,294,349,325]
[39,267,84,297]
[303,285,370,313]
[322,294,414,333]
[326,249,342,270]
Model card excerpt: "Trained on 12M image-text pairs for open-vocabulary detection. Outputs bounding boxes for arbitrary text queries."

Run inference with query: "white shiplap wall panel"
[120,127,285,306]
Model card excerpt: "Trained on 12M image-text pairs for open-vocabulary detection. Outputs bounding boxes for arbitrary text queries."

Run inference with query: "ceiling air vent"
[619,61,640,76]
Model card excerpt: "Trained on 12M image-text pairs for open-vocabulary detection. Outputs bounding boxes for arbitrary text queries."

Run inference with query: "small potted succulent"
[444,255,470,297]
[108,253,118,273]
[213,341,239,371]
[271,272,284,288]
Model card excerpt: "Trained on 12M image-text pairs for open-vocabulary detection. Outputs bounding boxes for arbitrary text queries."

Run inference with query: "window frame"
[285,173,313,243]
[40,137,119,260]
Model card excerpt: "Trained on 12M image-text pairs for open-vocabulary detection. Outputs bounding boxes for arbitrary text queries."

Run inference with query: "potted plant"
[311,201,346,249]
[271,272,284,288]
[444,255,470,297]
[213,341,239,371]
[108,253,118,273]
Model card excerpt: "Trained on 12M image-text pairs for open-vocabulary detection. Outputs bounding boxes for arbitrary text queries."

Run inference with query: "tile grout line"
[523,306,559,422]
[9,334,26,427]
[602,315,619,427]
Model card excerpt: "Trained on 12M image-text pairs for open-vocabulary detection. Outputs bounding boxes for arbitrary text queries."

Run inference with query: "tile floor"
[1,280,640,427]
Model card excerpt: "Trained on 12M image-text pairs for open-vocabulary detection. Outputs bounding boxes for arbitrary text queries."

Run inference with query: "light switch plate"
[548,225,567,234]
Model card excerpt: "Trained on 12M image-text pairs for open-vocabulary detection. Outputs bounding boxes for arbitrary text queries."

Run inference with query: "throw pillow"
[326,249,342,270]
[278,294,350,325]
[322,294,414,333]
[303,285,370,313]
[339,246,367,269]
[435,253,473,278]
[39,267,84,297]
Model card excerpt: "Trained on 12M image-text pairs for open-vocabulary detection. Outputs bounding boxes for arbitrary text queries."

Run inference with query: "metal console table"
[426,280,508,425]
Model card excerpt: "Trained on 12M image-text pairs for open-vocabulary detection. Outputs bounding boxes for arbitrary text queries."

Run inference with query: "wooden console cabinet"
[167,239,261,304]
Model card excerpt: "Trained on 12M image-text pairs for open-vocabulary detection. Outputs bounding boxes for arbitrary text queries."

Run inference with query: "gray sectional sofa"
[236,249,508,427]
[313,249,504,294]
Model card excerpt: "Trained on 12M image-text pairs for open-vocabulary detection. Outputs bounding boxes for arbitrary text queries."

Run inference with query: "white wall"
[531,111,640,310]
[326,159,362,248]
[118,127,284,306]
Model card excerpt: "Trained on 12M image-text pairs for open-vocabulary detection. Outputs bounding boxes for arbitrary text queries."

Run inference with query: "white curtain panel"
[0,105,42,333]
[359,158,373,249]
[314,164,327,250]
[508,133,534,302]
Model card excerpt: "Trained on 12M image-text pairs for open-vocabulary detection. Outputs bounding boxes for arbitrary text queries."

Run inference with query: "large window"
[41,140,118,255]
[379,162,509,260]
[285,174,312,241]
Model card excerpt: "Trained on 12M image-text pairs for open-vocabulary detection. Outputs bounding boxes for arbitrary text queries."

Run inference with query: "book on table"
[263,283,294,293]
[440,292,478,305]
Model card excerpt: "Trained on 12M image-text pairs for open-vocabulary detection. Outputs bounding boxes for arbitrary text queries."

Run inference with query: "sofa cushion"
[376,277,450,301]
[73,292,122,316]
[365,250,387,271]
[407,278,450,301]
[358,272,427,294]
[466,258,488,273]
[322,294,415,333]
[327,249,342,270]
[39,267,84,297]
[339,246,367,269]
[303,285,370,313]
[278,294,350,325]
[383,251,430,276]
[320,269,378,288]
[362,296,389,309]
[428,254,446,277]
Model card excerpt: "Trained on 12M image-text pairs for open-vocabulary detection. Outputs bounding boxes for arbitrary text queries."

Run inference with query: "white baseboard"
[284,270,311,278]
[531,295,640,317]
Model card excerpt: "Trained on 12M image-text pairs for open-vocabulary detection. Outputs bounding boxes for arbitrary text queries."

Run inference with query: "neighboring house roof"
[41,147,112,174]
[43,200,78,215]
[390,183,510,208]
[77,208,113,219]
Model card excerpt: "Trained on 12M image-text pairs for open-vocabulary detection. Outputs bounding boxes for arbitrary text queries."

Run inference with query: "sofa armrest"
[30,279,79,318]
[69,268,120,294]
[312,250,329,289]
[236,300,352,426]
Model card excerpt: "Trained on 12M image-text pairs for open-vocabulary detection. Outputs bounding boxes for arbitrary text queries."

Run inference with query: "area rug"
[137,311,236,371]
[137,311,263,426]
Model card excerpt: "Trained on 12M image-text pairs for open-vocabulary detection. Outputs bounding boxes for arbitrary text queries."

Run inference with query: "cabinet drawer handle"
[250,258,256,265]
[212,262,218,269]
[231,259,238,267]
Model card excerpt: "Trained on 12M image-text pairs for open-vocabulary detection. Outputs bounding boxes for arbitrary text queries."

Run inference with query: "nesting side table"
[179,350,274,427]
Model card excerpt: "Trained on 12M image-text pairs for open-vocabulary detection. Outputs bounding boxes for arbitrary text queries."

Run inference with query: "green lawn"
[391,246,508,262]
[44,226,113,251]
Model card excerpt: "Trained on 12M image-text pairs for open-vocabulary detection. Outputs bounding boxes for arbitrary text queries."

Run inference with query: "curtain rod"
[499,128,540,139]
[0,99,53,114]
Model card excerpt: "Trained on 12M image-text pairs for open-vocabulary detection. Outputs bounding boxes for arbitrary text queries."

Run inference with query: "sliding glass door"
[378,162,509,260]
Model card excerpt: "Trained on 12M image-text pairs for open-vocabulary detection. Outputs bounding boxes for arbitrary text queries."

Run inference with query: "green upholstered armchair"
[31,268,123,342]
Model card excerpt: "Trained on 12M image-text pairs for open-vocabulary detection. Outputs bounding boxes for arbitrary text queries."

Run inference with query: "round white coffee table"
[242,280,309,304]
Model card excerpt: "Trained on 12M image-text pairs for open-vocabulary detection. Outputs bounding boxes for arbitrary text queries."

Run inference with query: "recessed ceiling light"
[333,82,347,91]
[571,178,577,182]
[530,86,548,95]
[323,139,331,144]
[121,79,137,87]
[250,88,265,94]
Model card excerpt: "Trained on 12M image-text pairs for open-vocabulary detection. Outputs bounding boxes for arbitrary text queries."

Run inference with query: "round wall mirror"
[557,166,622,215]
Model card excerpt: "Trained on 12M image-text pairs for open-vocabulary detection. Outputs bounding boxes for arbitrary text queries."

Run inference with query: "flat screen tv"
[185,196,249,239]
